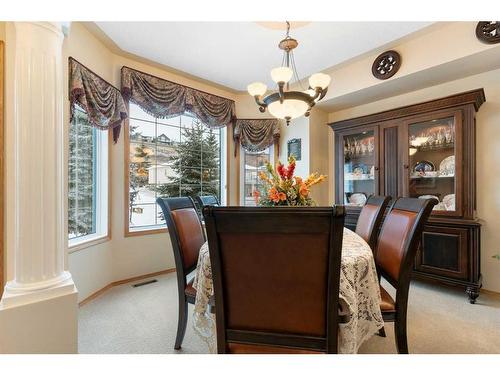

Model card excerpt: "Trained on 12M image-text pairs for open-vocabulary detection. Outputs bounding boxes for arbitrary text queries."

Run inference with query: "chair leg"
[394,315,408,354]
[174,299,188,350]
[378,326,386,337]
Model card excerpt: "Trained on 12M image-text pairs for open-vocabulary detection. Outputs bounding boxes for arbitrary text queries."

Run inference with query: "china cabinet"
[329,89,485,303]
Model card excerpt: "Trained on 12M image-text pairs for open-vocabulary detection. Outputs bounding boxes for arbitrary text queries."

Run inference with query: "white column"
[1,22,75,307]
[0,22,78,353]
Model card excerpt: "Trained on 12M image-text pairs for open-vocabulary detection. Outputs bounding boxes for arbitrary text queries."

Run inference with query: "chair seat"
[185,281,197,299]
[227,343,323,354]
[185,280,215,306]
[380,286,396,312]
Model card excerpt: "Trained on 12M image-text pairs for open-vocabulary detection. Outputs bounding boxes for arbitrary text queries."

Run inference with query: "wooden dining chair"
[194,195,220,208]
[194,195,220,219]
[156,196,207,350]
[355,195,391,251]
[203,206,346,354]
[375,197,436,354]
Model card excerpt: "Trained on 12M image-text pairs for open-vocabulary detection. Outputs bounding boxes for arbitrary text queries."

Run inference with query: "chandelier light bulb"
[271,66,293,84]
[247,82,268,97]
[309,72,331,90]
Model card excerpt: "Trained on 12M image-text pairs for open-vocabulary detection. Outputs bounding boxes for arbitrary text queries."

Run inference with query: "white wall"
[327,68,500,293]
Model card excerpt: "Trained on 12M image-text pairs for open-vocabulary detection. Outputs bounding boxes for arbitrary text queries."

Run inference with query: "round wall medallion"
[476,21,500,44]
[372,50,401,80]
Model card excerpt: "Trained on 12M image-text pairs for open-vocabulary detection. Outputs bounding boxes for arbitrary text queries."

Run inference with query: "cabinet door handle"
[404,164,409,169]
[374,166,379,171]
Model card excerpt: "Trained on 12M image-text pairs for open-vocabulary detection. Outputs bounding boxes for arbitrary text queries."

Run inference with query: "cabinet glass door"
[342,130,377,206]
[406,112,461,215]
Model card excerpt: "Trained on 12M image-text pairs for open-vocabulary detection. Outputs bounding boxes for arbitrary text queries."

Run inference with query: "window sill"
[125,225,168,237]
[68,234,111,254]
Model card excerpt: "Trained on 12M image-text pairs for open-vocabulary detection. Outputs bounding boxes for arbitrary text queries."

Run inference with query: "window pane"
[128,107,223,231]
[68,108,97,239]
[242,148,271,206]
[129,103,156,123]
[130,204,156,228]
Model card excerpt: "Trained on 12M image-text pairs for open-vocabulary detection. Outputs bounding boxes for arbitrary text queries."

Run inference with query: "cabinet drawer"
[415,225,469,280]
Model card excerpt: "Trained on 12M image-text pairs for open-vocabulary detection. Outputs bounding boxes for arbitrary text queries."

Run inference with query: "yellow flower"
[259,171,274,185]
[305,173,327,187]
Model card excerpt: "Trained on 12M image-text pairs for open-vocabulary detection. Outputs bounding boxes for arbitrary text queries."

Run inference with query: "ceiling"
[95,22,434,92]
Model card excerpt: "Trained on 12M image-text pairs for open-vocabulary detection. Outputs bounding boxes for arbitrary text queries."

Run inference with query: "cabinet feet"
[466,286,480,304]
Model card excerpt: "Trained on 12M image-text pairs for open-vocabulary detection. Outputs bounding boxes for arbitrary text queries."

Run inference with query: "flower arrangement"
[253,155,326,206]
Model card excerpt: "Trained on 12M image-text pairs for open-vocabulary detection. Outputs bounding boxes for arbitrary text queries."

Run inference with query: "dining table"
[192,227,384,354]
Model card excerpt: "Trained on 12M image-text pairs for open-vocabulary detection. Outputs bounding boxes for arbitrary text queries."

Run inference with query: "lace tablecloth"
[192,227,384,354]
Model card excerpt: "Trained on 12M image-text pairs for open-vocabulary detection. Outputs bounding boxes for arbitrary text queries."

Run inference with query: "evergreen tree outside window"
[128,103,225,232]
[68,106,109,245]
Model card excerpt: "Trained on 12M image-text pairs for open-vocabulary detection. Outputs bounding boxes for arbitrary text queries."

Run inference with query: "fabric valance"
[233,119,281,156]
[121,66,235,128]
[69,57,128,143]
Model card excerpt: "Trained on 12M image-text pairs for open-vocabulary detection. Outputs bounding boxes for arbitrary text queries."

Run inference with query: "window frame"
[123,103,230,237]
[236,144,279,206]
[239,145,275,206]
[68,109,112,253]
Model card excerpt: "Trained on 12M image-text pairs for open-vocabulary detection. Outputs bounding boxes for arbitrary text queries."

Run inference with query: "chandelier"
[247,21,331,125]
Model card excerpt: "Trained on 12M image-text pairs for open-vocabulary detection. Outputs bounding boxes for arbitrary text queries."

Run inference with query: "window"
[240,146,274,206]
[127,103,226,233]
[68,106,109,246]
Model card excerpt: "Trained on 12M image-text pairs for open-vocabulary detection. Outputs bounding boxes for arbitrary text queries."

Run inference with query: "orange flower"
[268,187,287,203]
[253,190,260,204]
[299,183,309,197]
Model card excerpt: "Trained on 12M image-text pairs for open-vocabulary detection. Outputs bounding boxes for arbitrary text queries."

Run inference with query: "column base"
[0,276,78,353]
[1,271,74,308]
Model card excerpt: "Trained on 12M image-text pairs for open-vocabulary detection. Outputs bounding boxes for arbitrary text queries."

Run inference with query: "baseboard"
[481,288,500,297]
[78,268,175,307]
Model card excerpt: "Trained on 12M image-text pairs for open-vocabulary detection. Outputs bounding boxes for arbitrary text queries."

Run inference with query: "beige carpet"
[78,273,500,354]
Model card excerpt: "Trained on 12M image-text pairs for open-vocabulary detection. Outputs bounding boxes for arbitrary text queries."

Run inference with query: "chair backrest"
[355,195,391,251]
[203,206,345,354]
[375,197,435,290]
[156,197,205,280]
[195,195,220,208]
[194,195,220,219]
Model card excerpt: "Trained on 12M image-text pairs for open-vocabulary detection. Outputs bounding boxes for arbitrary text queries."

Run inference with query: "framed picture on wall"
[287,138,302,161]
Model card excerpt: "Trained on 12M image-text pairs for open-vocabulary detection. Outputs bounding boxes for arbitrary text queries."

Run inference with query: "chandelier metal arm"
[317,87,328,101]
[252,95,268,112]
[278,82,285,103]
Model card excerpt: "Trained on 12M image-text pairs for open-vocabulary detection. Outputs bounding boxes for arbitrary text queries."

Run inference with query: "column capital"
[14,22,65,37]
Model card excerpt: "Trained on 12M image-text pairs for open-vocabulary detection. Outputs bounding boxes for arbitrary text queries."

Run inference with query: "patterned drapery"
[233,119,281,156]
[69,57,128,143]
[121,66,235,128]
